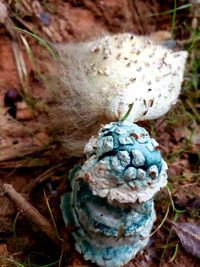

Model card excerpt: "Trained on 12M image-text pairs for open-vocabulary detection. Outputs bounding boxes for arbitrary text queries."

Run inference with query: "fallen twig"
[1,183,62,246]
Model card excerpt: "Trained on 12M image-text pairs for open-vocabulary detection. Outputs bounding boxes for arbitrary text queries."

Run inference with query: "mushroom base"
[61,178,156,267]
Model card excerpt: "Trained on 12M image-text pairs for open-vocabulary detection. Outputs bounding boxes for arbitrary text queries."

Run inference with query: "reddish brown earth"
[0,1,199,267]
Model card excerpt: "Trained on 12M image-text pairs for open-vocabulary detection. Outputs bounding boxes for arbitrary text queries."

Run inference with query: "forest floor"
[0,0,200,267]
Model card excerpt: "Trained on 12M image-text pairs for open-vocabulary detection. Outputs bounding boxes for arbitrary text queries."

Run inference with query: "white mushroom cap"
[55,33,188,122]
[50,33,187,156]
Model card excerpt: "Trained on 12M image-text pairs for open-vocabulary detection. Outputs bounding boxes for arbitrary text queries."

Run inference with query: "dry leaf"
[172,222,200,258]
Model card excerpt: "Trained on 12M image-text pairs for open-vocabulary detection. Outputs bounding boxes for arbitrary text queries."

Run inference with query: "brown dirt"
[0,1,199,267]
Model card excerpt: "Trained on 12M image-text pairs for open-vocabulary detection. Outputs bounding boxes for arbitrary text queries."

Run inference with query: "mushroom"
[61,121,168,267]
[50,33,187,156]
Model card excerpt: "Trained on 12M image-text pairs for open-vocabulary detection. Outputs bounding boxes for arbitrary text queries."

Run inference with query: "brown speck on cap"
[97,70,103,75]
[84,172,92,182]
[134,185,140,191]
[145,40,152,45]
[116,53,121,60]
[94,47,100,53]
[135,50,141,55]
[148,99,154,107]
[149,171,157,179]
[130,77,136,83]
[163,72,171,78]
[140,133,146,138]
[143,110,148,116]
[131,132,139,139]
[91,64,96,71]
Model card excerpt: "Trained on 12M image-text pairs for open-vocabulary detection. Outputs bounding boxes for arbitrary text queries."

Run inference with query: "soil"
[0,1,199,267]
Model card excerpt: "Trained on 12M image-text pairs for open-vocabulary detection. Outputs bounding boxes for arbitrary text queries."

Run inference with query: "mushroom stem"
[61,121,168,267]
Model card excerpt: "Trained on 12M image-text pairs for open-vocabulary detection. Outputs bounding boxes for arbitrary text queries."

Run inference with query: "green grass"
[147,3,192,17]
[15,27,58,60]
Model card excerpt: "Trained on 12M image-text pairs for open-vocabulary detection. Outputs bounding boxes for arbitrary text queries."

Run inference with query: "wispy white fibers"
[49,33,187,156]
